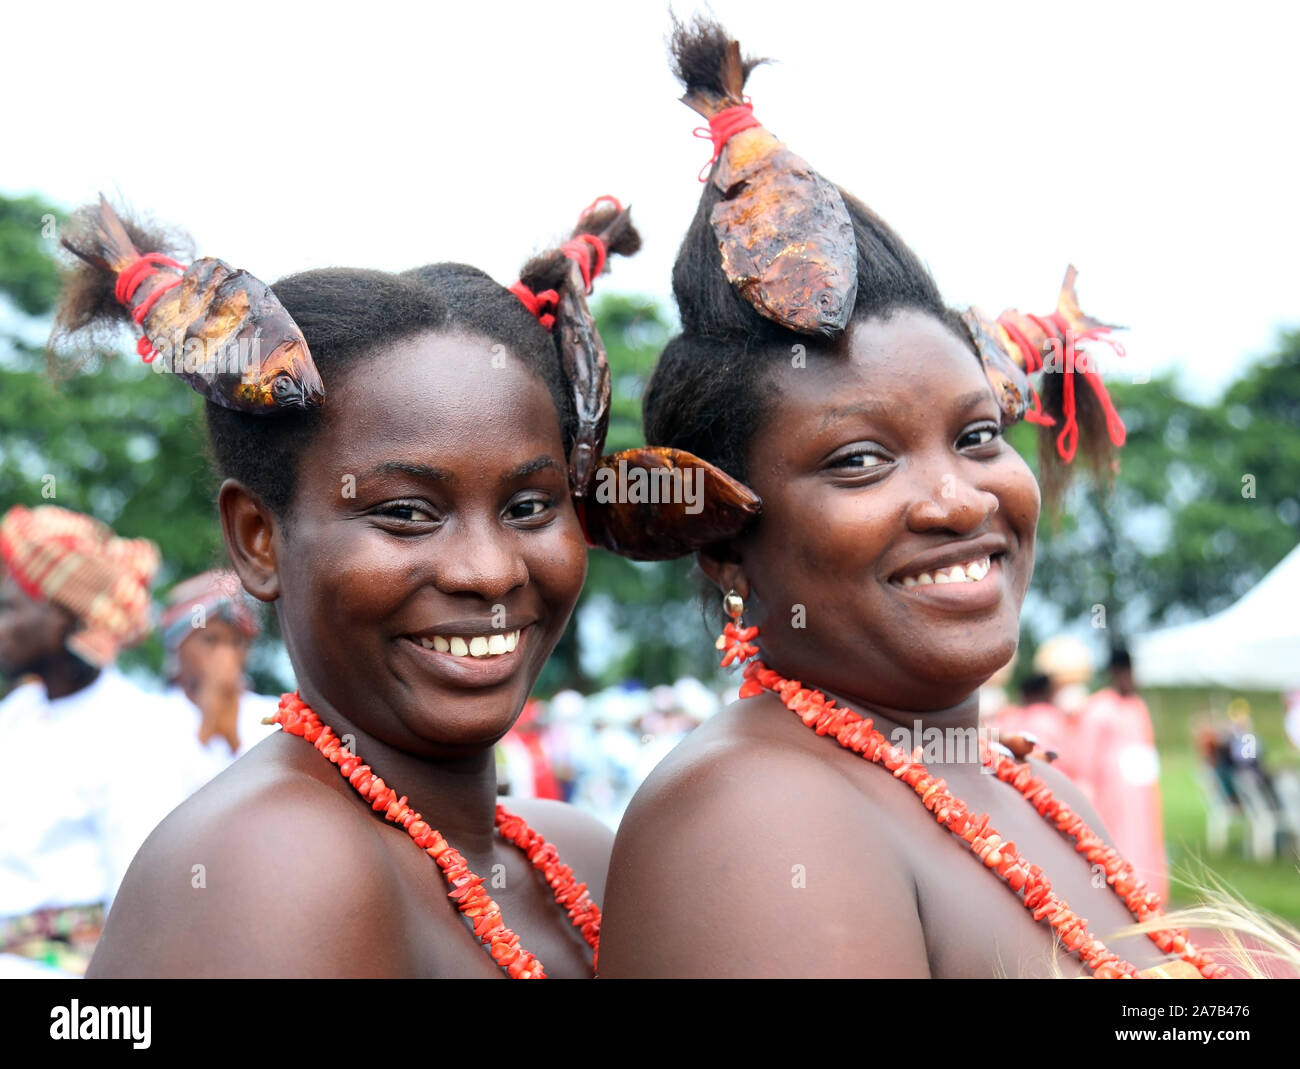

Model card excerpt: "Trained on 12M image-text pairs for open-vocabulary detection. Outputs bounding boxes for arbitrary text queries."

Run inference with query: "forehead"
[769,310,991,420]
[310,330,566,475]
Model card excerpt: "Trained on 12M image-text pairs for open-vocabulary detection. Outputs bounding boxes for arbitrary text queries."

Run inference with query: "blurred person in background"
[989,673,1065,758]
[1077,647,1167,902]
[1286,690,1300,754]
[1028,635,1097,782]
[495,697,563,801]
[156,570,280,795]
[0,505,191,976]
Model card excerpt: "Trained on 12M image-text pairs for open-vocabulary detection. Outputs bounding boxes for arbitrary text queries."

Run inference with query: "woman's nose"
[430,518,529,601]
[904,467,1000,535]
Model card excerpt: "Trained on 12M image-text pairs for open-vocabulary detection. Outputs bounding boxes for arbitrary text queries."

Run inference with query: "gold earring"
[723,589,744,621]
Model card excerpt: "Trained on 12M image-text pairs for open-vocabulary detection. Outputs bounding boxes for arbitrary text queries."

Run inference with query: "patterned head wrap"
[158,569,260,660]
[0,505,159,667]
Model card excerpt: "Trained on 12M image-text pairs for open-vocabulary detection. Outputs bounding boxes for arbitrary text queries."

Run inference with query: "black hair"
[51,198,637,523]
[644,15,1106,498]
[1108,646,1133,672]
[643,18,972,484]
[646,186,969,483]
[1020,672,1053,704]
[212,201,638,518]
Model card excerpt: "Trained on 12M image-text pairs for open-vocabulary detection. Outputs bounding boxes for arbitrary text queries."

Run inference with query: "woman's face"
[273,331,586,754]
[729,310,1040,712]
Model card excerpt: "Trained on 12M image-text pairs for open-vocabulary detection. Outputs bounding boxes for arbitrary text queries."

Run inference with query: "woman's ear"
[217,479,281,603]
[696,538,750,602]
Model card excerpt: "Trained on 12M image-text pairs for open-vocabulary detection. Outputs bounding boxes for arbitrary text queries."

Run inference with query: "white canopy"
[1132,543,1300,691]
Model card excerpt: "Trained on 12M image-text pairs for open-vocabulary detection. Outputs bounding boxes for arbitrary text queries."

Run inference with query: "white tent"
[1132,543,1300,690]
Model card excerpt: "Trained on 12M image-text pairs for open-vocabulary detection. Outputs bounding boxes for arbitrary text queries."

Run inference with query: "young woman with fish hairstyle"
[54,197,643,978]
[595,16,1238,979]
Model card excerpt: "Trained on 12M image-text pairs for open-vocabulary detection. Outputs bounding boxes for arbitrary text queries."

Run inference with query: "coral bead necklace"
[717,616,1227,979]
[272,692,601,978]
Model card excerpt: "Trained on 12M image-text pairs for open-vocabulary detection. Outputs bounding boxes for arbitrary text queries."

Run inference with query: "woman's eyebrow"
[819,399,893,427]
[362,461,453,482]
[818,387,997,430]
[359,457,561,484]
[507,456,562,482]
[952,388,997,412]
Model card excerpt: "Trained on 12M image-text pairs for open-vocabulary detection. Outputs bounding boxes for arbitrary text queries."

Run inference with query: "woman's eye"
[374,501,436,524]
[831,450,889,470]
[509,497,553,521]
[959,424,1003,449]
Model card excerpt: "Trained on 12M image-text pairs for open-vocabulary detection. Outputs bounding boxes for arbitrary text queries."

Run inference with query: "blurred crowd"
[494,677,724,828]
[0,505,281,976]
[982,637,1300,907]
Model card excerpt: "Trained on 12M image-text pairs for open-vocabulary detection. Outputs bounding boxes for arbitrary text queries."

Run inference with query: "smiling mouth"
[407,628,522,659]
[892,554,1002,588]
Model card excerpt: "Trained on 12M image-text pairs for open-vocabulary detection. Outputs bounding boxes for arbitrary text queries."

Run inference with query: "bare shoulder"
[598,697,929,978]
[88,738,404,978]
[500,797,614,905]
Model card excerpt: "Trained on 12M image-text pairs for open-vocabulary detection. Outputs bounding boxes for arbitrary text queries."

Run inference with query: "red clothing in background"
[1074,688,1168,903]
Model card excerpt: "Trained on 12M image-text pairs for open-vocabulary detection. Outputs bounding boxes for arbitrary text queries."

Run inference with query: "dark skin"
[599,310,1169,977]
[89,331,611,978]
[0,576,99,700]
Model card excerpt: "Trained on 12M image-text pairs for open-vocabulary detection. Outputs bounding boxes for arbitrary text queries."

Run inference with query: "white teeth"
[418,629,522,658]
[899,556,994,588]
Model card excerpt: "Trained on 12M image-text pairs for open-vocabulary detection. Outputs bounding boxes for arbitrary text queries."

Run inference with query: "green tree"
[536,293,721,695]
[1019,337,1300,662]
[0,193,228,685]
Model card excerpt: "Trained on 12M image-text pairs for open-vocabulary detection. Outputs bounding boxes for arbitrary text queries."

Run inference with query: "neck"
[830,688,985,768]
[761,654,989,775]
[41,653,101,701]
[295,684,502,859]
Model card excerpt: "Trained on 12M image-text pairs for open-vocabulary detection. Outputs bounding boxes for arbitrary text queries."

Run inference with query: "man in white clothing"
[0,505,194,976]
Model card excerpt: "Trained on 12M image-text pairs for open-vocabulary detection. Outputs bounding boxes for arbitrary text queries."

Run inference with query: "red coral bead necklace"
[271,692,601,978]
[716,611,1228,979]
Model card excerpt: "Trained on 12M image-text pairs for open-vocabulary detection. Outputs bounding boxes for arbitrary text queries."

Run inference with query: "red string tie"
[1026,312,1128,461]
[509,281,560,331]
[693,102,761,182]
[114,252,184,364]
[558,234,607,295]
[996,314,1055,427]
[579,195,622,219]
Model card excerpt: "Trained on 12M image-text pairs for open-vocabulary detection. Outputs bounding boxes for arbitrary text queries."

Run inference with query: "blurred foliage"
[1014,340,1300,665]
[536,293,719,695]
[1,195,239,688]
[3,189,1297,700]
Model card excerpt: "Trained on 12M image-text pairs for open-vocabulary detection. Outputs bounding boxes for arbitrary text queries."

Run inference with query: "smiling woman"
[595,16,1225,980]
[58,197,640,978]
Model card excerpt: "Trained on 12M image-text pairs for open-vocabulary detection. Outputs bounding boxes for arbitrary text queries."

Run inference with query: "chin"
[401,683,532,750]
[906,634,1019,707]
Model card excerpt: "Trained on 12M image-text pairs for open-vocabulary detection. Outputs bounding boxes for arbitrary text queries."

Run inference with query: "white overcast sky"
[3,0,1296,400]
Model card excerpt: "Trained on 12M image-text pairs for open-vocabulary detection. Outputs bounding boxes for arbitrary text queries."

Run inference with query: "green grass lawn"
[1145,687,1300,925]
